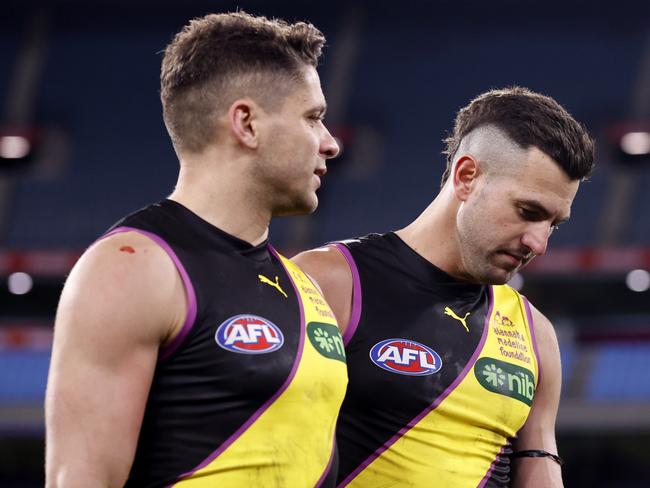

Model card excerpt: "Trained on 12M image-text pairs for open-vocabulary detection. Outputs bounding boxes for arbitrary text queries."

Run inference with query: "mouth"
[314,167,327,177]
[496,251,524,269]
[313,165,327,189]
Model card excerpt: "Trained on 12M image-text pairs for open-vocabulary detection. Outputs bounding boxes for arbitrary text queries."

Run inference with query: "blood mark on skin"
[120,246,136,254]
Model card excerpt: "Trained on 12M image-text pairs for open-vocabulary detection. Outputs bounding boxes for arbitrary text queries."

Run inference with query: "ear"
[452,155,480,202]
[228,98,261,149]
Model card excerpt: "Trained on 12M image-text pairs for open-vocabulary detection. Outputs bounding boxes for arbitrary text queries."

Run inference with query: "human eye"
[307,107,326,124]
[517,206,542,222]
[518,204,564,236]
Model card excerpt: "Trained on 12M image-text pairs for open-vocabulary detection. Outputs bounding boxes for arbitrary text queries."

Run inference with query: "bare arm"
[511,304,563,488]
[45,232,186,488]
[291,246,353,334]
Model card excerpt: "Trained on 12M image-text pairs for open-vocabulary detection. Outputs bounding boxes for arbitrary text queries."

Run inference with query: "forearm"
[46,406,134,488]
[46,462,127,488]
[511,457,563,488]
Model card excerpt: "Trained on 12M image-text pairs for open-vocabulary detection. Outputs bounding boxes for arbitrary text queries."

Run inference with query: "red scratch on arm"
[120,246,136,254]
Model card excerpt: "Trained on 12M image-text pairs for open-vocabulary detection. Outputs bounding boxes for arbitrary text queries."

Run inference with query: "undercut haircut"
[440,87,595,187]
[161,11,326,154]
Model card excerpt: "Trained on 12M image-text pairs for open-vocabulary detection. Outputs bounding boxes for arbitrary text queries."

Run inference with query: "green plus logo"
[482,363,507,387]
[474,357,535,406]
[307,322,346,363]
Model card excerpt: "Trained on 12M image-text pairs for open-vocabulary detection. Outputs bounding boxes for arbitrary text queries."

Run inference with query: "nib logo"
[475,357,535,406]
[307,322,346,363]
[482,363,506,387]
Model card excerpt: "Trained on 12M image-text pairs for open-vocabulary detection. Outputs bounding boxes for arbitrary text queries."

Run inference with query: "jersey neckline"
[385,231,486,299]
[160,199,272,262]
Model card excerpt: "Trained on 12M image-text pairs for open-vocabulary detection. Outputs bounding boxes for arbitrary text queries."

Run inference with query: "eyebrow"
[518,199,571,225]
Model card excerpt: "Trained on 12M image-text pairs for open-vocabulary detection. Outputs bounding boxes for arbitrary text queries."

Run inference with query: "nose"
[521,222,552,257]
[321,128,340,160]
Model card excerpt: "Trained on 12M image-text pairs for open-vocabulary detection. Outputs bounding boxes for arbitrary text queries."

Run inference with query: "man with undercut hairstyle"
[46,12,345,487]
[294,87,595,487]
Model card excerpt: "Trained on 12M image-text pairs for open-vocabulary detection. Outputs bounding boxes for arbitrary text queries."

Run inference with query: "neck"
[395,185,466,280]
[169,146,271,246]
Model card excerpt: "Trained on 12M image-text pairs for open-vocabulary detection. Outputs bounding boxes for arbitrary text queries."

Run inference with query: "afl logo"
[215,315,284,354]
[369,338,442,376]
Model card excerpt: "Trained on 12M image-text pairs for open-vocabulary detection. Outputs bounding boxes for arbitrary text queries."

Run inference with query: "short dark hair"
[440,87,595,186]
[161,11,326,153]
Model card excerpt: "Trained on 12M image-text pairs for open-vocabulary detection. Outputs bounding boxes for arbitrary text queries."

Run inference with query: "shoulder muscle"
[292,245,353,334]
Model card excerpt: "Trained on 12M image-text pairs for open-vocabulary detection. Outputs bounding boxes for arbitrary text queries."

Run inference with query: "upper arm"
[511,304,563,488]
[45,232,187,488]
[291,246,353,334]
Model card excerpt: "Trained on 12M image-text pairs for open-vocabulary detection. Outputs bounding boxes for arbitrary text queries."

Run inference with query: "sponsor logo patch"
[369,338,442,376]
[307,322,346,362]
[474,357,535,405]
[493,311,517,328]
[215,315,284,354]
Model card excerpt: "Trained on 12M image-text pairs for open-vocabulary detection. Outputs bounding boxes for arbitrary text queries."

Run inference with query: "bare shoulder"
[292,246,353,333]
[527,302,561,362]
[59,230,186,345]
[292,245,351,285]
[79,230,176,277]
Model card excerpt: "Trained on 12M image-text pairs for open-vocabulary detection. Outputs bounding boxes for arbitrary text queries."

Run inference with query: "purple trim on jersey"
[338,286,495,487]
[101,226,198,361]
[330,243,362,346]
[315,438,337,487]
[522,295,542,384]
[173,244,306,483]
[478,443,509,488]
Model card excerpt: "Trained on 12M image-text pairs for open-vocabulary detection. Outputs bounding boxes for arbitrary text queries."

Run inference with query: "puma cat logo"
[258,274,288,298]
[444,307,470,332]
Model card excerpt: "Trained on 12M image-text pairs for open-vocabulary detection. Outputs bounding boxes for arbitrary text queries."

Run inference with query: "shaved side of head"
[450,125,528,184]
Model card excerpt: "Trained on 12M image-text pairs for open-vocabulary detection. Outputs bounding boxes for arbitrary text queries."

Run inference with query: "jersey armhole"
[520,294,542,384]
[328,242,362,346]
[102,226,198,361]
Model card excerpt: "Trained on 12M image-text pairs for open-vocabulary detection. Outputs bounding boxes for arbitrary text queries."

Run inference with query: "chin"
[491,266,517,285]
[490,275,511,286]
[474,267,512,286]
[272,196,318,217]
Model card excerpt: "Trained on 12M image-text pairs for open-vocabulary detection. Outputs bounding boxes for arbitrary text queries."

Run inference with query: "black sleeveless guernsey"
[331,233,539,488]
[105,200,347,487]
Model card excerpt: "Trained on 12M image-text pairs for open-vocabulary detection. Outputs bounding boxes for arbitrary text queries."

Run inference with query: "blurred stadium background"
[2,0,650,486]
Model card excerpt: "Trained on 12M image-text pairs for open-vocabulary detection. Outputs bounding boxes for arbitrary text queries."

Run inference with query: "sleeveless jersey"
[332,233,540,487]
[104,200,347,487]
